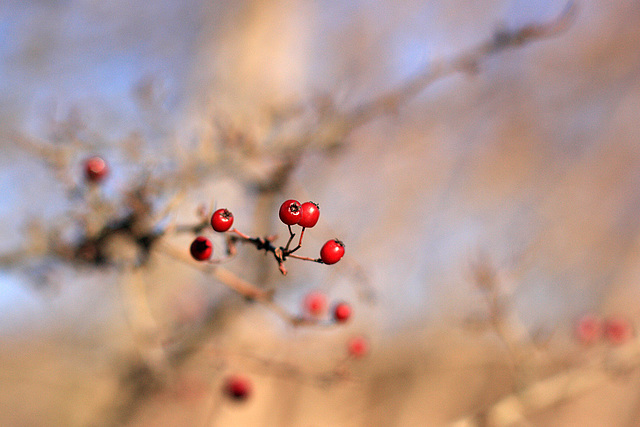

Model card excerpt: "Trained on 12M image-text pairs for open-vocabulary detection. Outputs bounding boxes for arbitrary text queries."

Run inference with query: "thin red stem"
[230,228,252,240]
[287,227,306,255]
[284,225,296,251]
[287,254,322,263]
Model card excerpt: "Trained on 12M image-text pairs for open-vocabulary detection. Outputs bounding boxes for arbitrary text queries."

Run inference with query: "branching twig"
[342,1,578,132]
[155,240,270,301]
[209,348,360,387]
[228,229,324,275]
[451,339,640,426]
[155,239,330,327]
[261,1,578,164]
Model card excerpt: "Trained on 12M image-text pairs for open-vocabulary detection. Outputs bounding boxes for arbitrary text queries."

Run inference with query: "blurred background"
[2,0,640,425]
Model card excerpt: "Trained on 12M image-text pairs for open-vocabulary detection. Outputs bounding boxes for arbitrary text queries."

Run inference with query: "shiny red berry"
[575,314,602,346]
[84,156,108,183]
[298,201,320,228]
[279,199,301,225]
[320,239,345,265]
[304,291,327,316]
[347,335,369,358]
[211,208,234,232]
[604,316,633,345]
[333,302,351,323]
[190,236,213,261]
[224,375,251,401]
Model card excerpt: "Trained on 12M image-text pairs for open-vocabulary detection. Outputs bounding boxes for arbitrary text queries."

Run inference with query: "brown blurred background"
[2,0,640,425]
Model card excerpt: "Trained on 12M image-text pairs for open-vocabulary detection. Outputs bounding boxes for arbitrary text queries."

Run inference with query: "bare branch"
[452,338,640,427]
[344,2,578,131]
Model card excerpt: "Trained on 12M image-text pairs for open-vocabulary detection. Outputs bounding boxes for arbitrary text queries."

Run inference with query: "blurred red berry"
[604,316,634,345]
[298,201,320,228]
[304,291,327,317]
[347,335,369,358]
[320,239,345,265]
[333,302,352,323]
[190,236,213,261]
[224,375,251,401]
[211,208,234,232]
[575,314,602,346]
[84,156,108,183]
[279,199,301,225]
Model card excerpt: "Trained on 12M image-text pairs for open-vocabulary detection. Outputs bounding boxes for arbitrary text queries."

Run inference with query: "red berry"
[298,201,320,228]
[304,291,327,317]
[211,208,234,232]
[224,375,251,401]
[279,199,301,225]
[347,335,369,358]
[333,302,351,323]
[190,236,213,261]
[575,314,602,346]
[84,156,108,183]
[604,316,633,345]
[320,239,345,265]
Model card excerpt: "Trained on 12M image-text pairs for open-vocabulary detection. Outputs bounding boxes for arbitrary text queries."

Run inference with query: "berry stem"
[283,224,296,252]
[219,224,329,273]
[287,254,323,263]
[230,228,252,240]
[229,233,291,275]
[286,227,306,255]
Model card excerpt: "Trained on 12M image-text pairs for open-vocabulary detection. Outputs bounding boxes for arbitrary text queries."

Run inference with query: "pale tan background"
[1,0,640,425]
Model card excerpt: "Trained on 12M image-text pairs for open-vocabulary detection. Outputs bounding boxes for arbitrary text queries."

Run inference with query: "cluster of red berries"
[575,314,634,346]
[188,200,345,267]
[77,160,360,403]
[279,199,345,265]
[302,292,368,357]
[303,291,352,323]
[188,208,234,261]
[186,201,355,405]
[279,199,319,228]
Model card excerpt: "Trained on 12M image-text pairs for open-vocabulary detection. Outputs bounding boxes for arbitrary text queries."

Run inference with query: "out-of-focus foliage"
[2,0,640,425]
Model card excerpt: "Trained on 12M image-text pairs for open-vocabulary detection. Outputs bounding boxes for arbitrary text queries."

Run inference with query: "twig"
[155,240,325,326]
[155,240,270,301]
[264,1,578,160]
[452,338,640,427]
[229,229,323,275]
[343,2,578,131]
